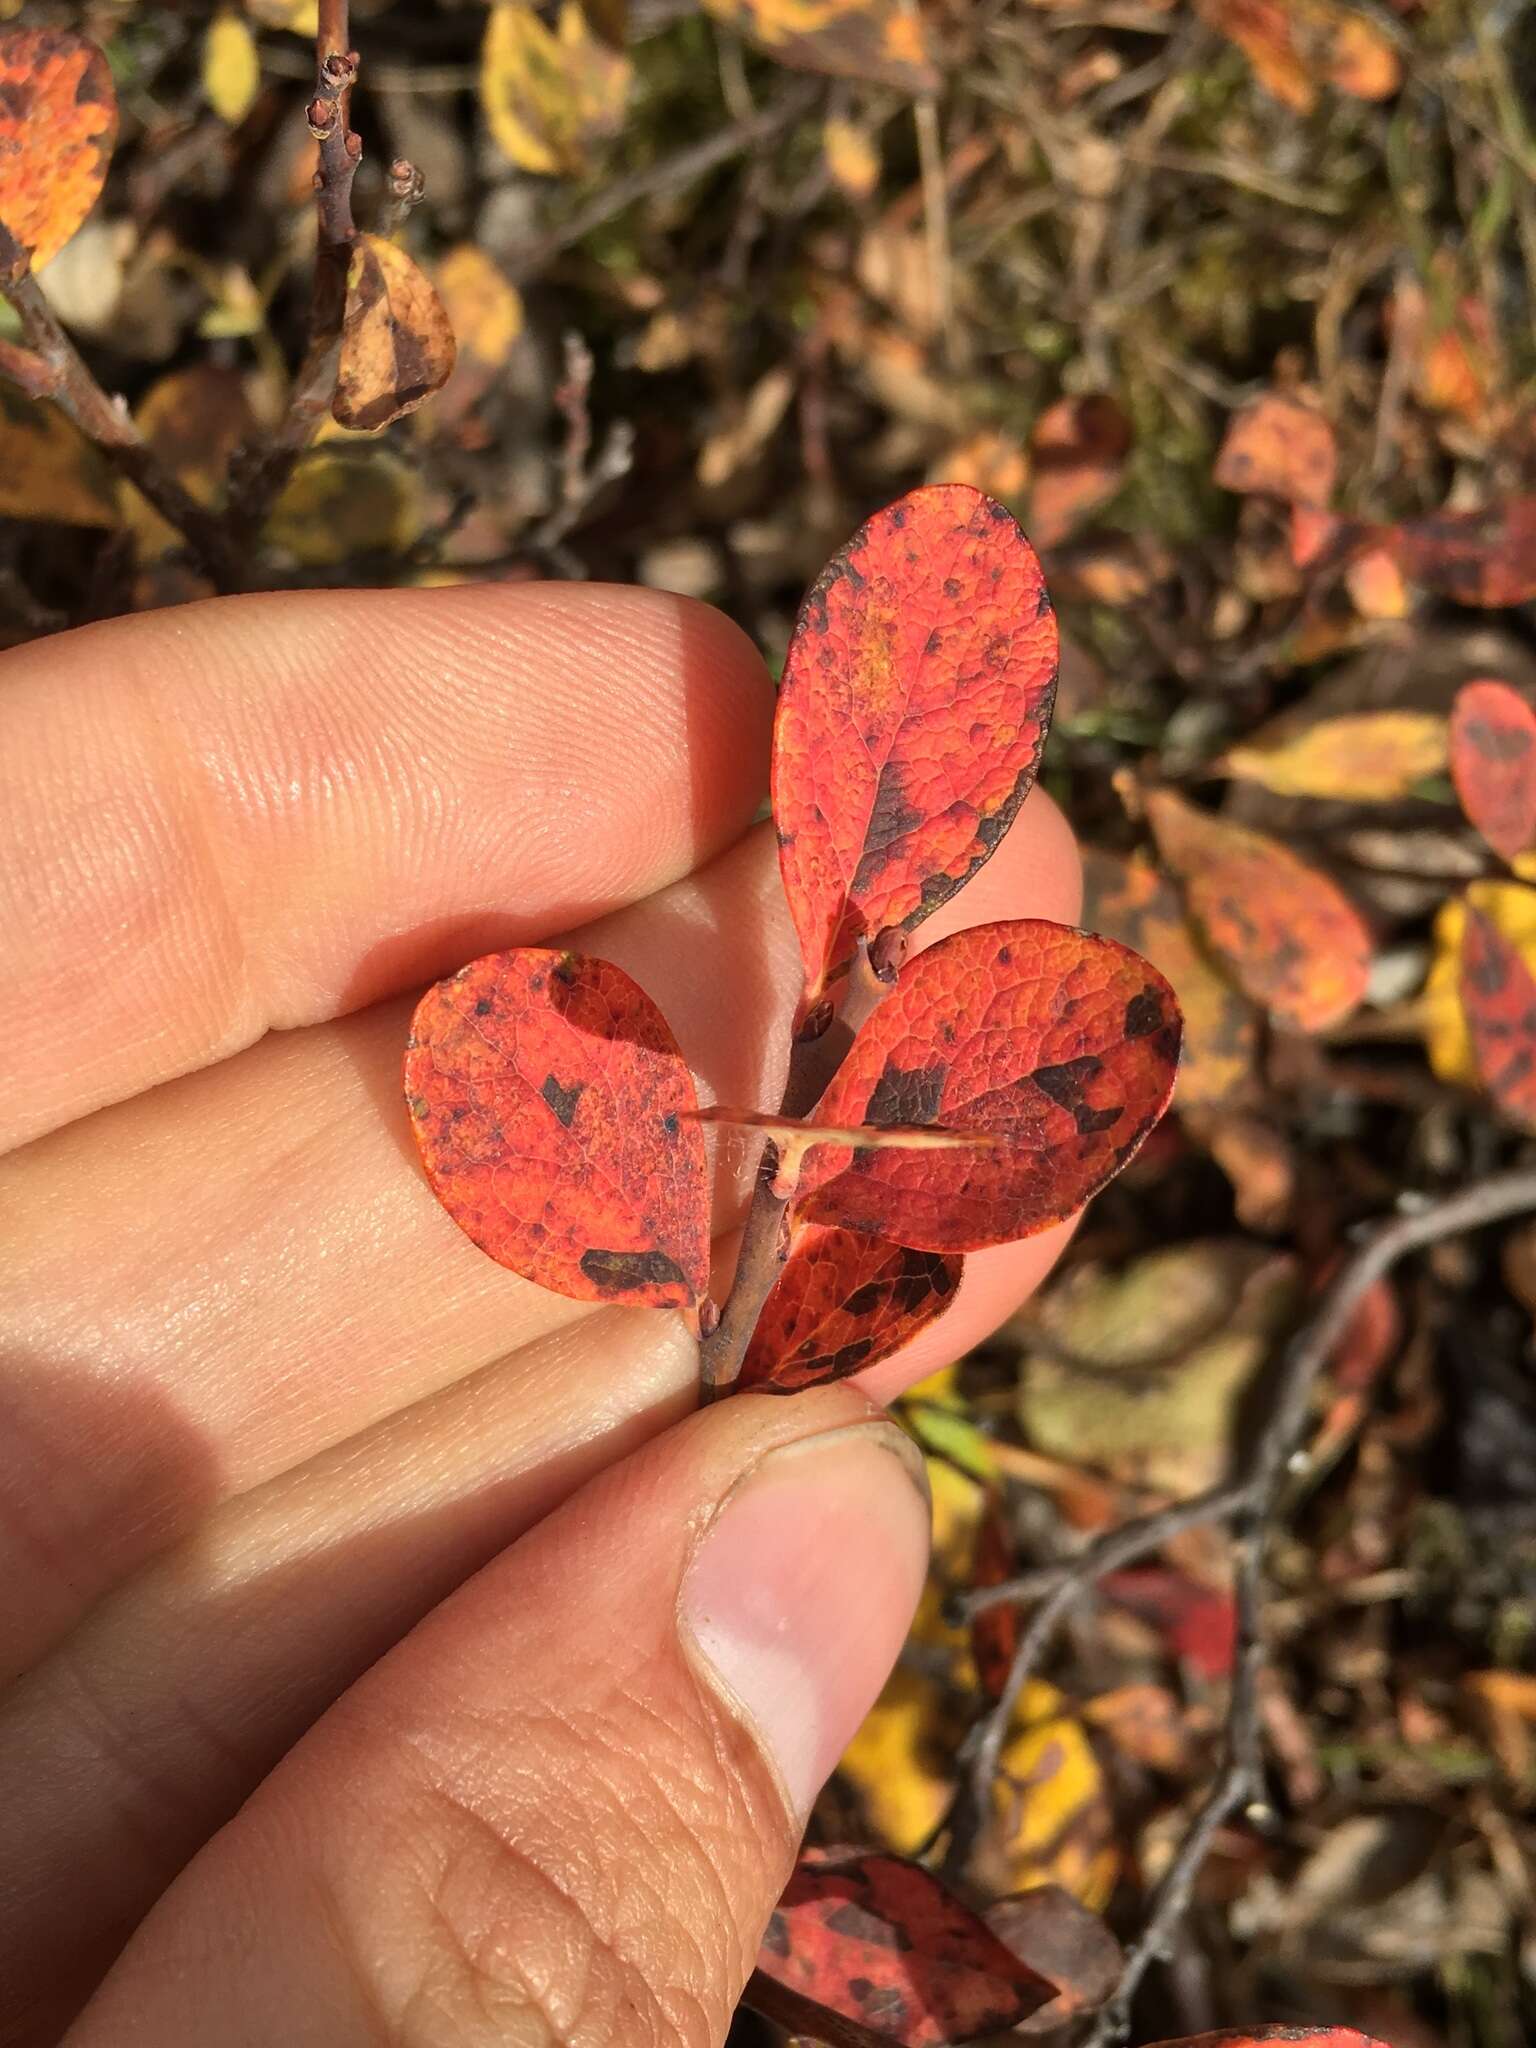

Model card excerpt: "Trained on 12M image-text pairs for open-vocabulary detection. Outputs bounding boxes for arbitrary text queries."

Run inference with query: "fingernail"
[678,1419,931,1822]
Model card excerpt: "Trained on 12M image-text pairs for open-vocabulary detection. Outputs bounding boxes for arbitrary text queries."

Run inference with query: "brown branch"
[0,229,243,589]
[227,0,360,541]
[946,1166,1536,1950]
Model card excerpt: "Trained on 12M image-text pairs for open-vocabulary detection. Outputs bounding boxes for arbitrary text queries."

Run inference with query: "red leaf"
[404,948,710,1311]
[970,1493,1020,1701]
[1388,496,1536,607]
[772,484,1058,1009]
[0,28,117,273]
[1449,678,1536,862]
[1213,393,1337,509]
[1100,1565,1237,1681]
[738,1224,961,1393]
[793,920,1181,1251]
[1144,2033,1391,2048]
[1461,904,1536,1131]
[755,1852,1056,2046]
[1145,787,1371,1033]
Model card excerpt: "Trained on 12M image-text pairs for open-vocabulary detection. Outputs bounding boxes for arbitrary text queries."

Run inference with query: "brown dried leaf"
[334,234,456,434]
[1027,394,1132,547]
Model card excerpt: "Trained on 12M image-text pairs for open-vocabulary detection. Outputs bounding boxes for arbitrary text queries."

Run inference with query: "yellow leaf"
[245,0,317,32]
[986,1682,1118,1909]
[1222,711,1447,802]
[334,234,457,433]
[264,443,424,566]
[838,1665,954,1851]
[126,362,259,557]
[480,0,631,179]
[204,11,261,125]
[1424,881,1536,1086]
[0,383,118,527]
[434,244,523,370]
[823,115,880,200]
[702,0,938,93]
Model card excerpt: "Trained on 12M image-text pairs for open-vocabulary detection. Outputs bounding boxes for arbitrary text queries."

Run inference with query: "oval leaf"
[1212,392,1336,508]
[1145,2033,1390,2048]
[1145,787,1371,1033]
[794,920,1182,1252]
[755,1853,1055,2047]
[334,233,457,434]
[1461,903,1536,1130]
[738,1224,961,1392]
[1222,709,1447,802]
[1450,677,1536,862]
[404,948,709,1311]
[0,28,117,273]
[480,0,630,178]
[1389,495,1536,607]
[773,484,1058,1009]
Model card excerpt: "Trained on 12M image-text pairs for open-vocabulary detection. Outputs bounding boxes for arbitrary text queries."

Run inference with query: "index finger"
[0,583,772,1154]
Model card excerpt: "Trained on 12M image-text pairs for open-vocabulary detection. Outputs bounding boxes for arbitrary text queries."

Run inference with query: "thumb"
[63,1385,930,2048]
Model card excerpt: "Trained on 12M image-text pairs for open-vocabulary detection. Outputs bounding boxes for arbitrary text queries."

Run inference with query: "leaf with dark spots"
[865,1059,947,1127]
[1142,2032,1391,2048]
[1461,905,1536,1131]
[772,484,1058,1011]
[1145,788,1371,1034]
[334,233,456,433]
[1450,678,1536,862]
[749,1852,1055,2047]
[1386,495,1536,608]
[794,920,1181,1251]
[738,1225,961,1393]
[404,948,709,1312]
[0,28,116,273]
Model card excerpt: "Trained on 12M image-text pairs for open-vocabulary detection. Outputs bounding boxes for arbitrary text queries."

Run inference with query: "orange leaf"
[404,948,710,1312]
[1450,678,1536,862]
[0,28,117,272]
[1461,904,1536,1131]
[772,484,1058,1008]
[794,919,1182,1251]
[1198,0,1400,112]
[1146,787,1371,1032]
[1027,394,1132,546]
[738,1224,960,1392]
[1213,393,1336,509]
[334,233,457,433]
[702,0,939,94]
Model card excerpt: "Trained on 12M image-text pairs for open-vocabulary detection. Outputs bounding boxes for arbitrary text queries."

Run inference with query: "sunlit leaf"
[772,484,1058,1008]
[1460,903,1536,1130]
[333,233,456,433]
[1221,710,1446,801]
[1424,881,1536,1087]
[0,27,116,273]
[1449,678,1536,862]
[795,920,1182,1252]
[1146,786,1371,1032]
[702,0,938,94]
[1213,391,1336,509]
[738,1225,961,1393]
[480,0,630,178]
[203,10,262,125]
[264,443,424,565]
[405,948,710,1312]
[1198,0,1400,113]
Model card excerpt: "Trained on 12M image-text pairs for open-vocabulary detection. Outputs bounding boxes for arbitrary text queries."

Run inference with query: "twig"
[228,0,360,540]
[945,1167,1536,1976]
[0,229,243,589]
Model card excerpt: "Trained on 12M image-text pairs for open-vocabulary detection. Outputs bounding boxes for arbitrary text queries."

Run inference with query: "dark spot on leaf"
[1124,990,1164,1038]
[760,1912,790,1958]
[1467,716,1533,762]
[475,998,493,1016]
[1035,584,1053,617]
[579,1247,689,1294]
[997,944,1013,965]
[926,629,942,655]
[541,1074,584,1127]
[889,504,906,528]
[865,1058,947,1126]
[943,576,962,598]
[826,1901,903,1948]
[663,1112,680,1136]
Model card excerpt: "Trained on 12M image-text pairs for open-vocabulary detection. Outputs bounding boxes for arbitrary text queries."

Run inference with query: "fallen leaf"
[755,1853,1054,2047]
[264,442,424,565]
[434,243,522,371]
[1081,1682,1194,1772]
[1423,881,1536,1086]
[1017,1241,1297,1494]
[1344,544,1412,620]
[824,115,881,200]
[737,1224,961,1392]
[983,1886,1122,2030]
[1213,392,1336,509]
[838,1663,955,1853]
[126,363,260,555]
[404,948,710,1313]
[696,366,796,489]
[1198,0,1400,113]
[929,430,1029,499]
[984,1683,1119,1908]
[1082,849,1257,1108]
[1143,2033,1391,2048]
[794,920,1181,1252]
[1146,787,1372,1032]
[1464,1670,1536,1789]
[1460,903,1536,1130]
[0,382,118,527]
[1101,1565,1237,1680]
[1222,710,1445,802]
[333,233,456,433]
[1027,394,1132,546]
[480,0,631,178]
[204,9,262,124]
[1388,496,1536,607]
[0,28,116,273]
[1449,678,1536,862]
[701,0,939,95]
[772,484,1059,1007]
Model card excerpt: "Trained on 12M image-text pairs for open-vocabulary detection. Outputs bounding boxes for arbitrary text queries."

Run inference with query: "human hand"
[0,583,1081,2047]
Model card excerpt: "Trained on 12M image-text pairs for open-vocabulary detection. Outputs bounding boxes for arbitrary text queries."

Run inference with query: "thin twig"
[0,229,243,589]
[228,0,359,541]
[946,1167,1536,1969]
